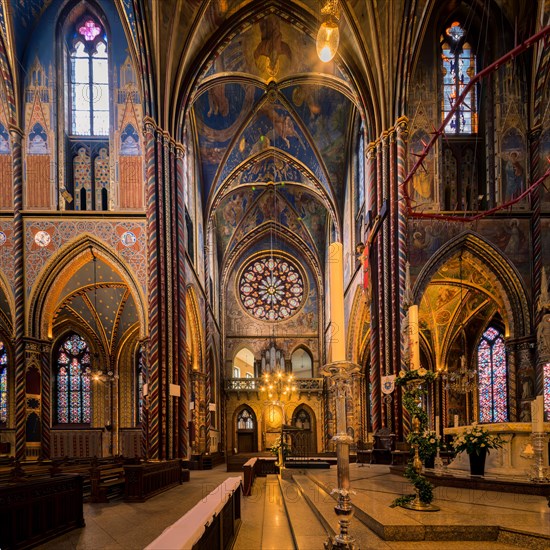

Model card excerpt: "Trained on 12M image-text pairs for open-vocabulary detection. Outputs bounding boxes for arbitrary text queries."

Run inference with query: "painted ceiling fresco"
[53,260,139,354]
[10,0,53,57]
[194,10,356,275]
[420,253,505,369]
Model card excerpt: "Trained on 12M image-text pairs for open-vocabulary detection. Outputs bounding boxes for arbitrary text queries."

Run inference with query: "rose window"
[239,256,305,321]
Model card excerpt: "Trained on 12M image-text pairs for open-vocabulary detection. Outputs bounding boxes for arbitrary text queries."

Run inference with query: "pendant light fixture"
[316,0,340,62]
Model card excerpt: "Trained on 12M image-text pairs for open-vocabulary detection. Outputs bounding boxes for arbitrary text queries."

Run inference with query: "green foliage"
[270,436,292,458]
[452,423,503,456]
[391,372,437,507]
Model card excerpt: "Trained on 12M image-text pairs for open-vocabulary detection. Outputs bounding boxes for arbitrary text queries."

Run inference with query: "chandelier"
[259,370,296,400]
[441,252,477,394]
[441,354,476,393]
[316,0,340,62]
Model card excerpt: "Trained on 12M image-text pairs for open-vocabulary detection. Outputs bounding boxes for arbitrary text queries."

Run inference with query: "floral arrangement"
[270,436,292,459]
[452,422,502,456]
[409,429,442,462]
[396,367,437,386]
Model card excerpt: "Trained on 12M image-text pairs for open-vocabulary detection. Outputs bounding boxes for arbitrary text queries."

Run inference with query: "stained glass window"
[478,327,508,423]
[70,19,109,136]
[441,22,477,134]
[56,334,92,424]
[237,408,255,430]
[239,256,304,321]
[137,346,145,425]
[0,341,7,425]
[544,362,550,419]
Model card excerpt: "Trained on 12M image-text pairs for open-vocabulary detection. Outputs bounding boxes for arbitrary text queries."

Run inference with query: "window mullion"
[88,51,94,135]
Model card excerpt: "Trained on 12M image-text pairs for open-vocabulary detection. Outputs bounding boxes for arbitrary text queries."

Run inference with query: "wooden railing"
[242,457,278,496]
[123,459,185,502]
[145,477,242,550]
[0,474,84,549]
[51,429,103,458]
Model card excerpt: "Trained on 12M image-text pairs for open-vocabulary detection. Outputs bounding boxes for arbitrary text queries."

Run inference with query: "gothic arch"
[413,231,530,339]
[347,284,370,363]
[186,285,204,372]
[28,234,146,340]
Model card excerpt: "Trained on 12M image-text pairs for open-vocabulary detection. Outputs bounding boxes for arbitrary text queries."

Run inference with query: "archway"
[234,405,258,453]
[291,404,317,456]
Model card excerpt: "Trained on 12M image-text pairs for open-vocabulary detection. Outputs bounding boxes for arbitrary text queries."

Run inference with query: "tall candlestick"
[329,242,346,363]
[409,304,420,370]
[532,395,545,433]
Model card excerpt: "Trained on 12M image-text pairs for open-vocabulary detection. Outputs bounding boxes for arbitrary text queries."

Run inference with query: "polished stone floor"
[37,463,549,549]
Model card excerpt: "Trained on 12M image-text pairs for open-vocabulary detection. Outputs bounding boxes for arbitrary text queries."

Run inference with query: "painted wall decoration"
[25,59,53,209]
[24,220,147,296]
[409,129,435,210]
[0,122,12,209]
[500,128,526,202]
[0,221,14,290]
[116,57,144,210]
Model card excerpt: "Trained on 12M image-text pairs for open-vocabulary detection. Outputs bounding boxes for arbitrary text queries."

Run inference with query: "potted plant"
[452,422,502,476]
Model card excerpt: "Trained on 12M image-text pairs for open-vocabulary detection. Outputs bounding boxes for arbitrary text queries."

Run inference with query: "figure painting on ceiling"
[254,16,292,77]
[501,128,526,202]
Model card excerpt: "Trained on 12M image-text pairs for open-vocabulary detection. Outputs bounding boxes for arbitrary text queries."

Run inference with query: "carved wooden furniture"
[0,474,84,549]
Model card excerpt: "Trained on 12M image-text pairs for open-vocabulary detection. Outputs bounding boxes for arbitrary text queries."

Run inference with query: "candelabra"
[260,370,296,470]
[321,360,360,550]
[441,355,476,393]
[529,432,549,482]
[434,437,444,472]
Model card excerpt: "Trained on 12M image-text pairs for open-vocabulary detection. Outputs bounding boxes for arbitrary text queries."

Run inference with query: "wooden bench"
[391,441,411,465]
[123,459,184,502]
[0,474,85,549]
[90,463,125,503]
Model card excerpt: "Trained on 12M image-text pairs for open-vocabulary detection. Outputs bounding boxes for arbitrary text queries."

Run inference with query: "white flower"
[480,443,486,447]
[429,438,435,444]
[399,370,406,378]
[418,367,427,376]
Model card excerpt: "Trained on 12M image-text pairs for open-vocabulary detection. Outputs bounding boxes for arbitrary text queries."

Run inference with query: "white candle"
[531,395,545,433]
[454,414,459,428]
[435,415,440,436]
[409,305,420,370]
[328,242,346,363]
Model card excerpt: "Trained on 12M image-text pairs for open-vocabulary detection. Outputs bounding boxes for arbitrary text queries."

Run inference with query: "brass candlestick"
[321,360,360,550]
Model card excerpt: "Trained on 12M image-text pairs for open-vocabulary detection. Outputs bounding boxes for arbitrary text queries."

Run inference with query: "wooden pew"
[90,463,125,503]
[0,474,85,549]
[123,459,184,502]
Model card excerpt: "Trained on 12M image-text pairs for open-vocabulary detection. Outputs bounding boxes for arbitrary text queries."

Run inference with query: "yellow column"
[409,304,420,370]
[329,242,346,363]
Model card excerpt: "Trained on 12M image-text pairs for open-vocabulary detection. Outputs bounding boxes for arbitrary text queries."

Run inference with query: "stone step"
[261,475,296,550]
[278,476,329,550]
[302,472,502,542]
[291,474,393,549]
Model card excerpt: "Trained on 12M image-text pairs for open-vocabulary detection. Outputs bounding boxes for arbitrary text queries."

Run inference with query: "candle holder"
[321,360,360,550]
[434,437,444,472]
[529,432,549,483]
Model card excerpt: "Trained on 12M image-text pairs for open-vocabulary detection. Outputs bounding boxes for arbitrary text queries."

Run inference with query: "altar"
[444,422,550,477]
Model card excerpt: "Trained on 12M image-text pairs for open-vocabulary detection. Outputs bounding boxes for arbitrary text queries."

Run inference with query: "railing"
[123,459,183,502]
[225,377,324,393]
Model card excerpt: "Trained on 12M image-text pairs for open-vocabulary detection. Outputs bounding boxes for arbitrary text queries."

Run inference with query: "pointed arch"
[347,284,370,363]
[185,285,204,372]
[413,231,530,339]
[28,234,146,340]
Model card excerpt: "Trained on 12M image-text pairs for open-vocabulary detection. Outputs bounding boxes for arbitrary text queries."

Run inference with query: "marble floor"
[36,463,549,550]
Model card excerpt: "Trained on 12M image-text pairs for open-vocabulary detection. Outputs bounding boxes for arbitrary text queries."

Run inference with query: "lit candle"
[328,242,346,363]
[531,395,545,433]
[409,304,420,370]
